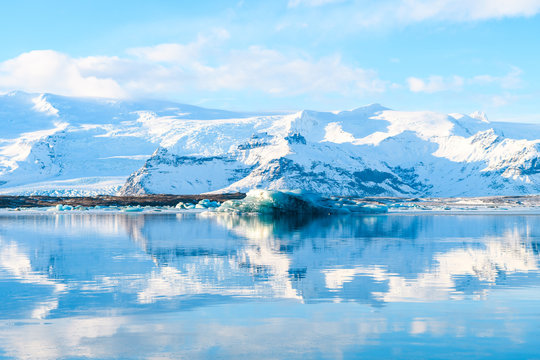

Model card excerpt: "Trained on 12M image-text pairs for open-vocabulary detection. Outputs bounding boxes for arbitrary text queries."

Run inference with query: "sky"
[0,0,539,121]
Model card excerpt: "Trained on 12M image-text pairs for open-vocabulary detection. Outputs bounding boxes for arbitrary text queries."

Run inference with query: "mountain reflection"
[0,213,539,315]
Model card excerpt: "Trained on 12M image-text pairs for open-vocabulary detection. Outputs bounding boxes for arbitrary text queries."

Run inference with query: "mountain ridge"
[1,91,539,197]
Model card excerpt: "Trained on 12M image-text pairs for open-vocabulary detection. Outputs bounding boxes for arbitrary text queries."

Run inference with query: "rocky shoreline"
[1,193,540,212]
[0,193,246,209]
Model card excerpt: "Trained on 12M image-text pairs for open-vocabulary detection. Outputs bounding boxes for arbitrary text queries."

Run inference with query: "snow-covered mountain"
[1,91,540,197]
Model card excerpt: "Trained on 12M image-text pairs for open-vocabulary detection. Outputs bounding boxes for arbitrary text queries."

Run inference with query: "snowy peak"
[31,94,60,117]
[469,110,490,123]
[339,103,390,115]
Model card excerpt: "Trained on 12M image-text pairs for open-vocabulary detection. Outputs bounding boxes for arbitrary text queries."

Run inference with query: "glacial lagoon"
[0,212,539,359]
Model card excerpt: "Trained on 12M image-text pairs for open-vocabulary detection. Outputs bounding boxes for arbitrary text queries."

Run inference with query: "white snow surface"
[1,91,540,196]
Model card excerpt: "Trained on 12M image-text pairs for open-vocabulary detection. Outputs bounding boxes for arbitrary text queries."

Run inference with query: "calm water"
[0,212,539,359]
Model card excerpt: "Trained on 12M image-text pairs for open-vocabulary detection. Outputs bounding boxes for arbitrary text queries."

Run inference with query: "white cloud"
[471,66,523,89]
[288,0,346,8]
[127,29,230,63]
[203,47,386,95]
[488,93,521,107]
[0,50,126,98]
[407,68,523,93]
[393,0,540,22]
[407,75,464,93]
[0,37,386,100]
[300,0,540,27]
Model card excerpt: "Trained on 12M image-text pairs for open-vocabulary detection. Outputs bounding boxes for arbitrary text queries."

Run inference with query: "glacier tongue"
[1,91,540,197]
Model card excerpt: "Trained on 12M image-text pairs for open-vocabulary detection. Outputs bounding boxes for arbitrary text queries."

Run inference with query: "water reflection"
[0,213,539,359]
[1,213,539,308]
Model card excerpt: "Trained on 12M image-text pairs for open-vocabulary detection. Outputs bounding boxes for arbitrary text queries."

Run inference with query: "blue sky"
[1,0,539,121]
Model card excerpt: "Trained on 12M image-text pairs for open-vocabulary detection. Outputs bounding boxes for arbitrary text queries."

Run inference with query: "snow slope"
[0,92,248,195]
[1,91,540,196]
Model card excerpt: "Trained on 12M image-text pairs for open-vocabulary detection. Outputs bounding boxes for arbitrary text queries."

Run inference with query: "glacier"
[1,91,540,197]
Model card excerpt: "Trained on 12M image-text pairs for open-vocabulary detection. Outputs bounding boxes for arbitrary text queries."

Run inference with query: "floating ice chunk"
[55,204,73,211]
[347,203,388,213]
[197,199,220,208]
[175,202,187,209]
[123,206,143,212]
[175,200,216,209]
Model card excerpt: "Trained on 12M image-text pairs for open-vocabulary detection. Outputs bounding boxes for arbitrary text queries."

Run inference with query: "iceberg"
[55,204,74,211]
[195,199,220,209]
[175,199,220,209]
[122,206,144,213]
[216,189,388,215]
